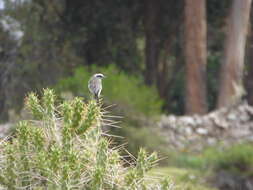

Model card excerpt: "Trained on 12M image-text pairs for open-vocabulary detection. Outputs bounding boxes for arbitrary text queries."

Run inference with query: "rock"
[184,127,192,136]
[196,128,208,135]
[194,116,203,126]
[156,102,253,152]
[0,123,13,138]
[207,138,216,145]
[180,116,195,126]
[227,113,237,121]
[214,118,229,129]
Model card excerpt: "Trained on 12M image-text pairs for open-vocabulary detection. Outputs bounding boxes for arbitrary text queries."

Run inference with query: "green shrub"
[56,65,163,116]
[206,143,253,177]
[149,167,216,190]
[118,125,170,158]
[169,153,208,170]
[171,143,253,176]
[0,89,172,189]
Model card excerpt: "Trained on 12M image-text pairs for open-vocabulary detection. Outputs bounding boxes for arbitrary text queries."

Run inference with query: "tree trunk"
[144,0,161,86]
[246,11,253,106]
[246,34,253,105]
[185,0,207,115]
[217,0,252,108]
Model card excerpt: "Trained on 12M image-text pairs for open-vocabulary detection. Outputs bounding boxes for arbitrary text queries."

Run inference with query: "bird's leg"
[95,93,99,104]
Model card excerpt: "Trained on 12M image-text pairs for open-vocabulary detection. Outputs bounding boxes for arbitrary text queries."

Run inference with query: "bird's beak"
[103,75,106,78]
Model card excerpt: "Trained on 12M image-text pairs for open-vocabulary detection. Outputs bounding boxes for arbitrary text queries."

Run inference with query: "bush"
[207,143,253,177]
[172,143,253,176]
[56,65,163,117]
[118,125,170,159]
[0,89,172,189]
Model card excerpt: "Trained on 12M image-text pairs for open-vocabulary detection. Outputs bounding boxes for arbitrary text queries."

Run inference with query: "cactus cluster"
[0,89,172,190]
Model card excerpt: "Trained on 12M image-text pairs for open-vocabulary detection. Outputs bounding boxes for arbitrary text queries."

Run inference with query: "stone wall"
[158,102,253,151]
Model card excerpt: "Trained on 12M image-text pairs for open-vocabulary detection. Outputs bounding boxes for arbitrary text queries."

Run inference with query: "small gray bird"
[88,73,105,102]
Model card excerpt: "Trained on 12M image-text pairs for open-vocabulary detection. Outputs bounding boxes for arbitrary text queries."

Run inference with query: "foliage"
[150,167,216,190]
[56,65,163,116]
[0,0,236,120]
[165,143,253,179]
[207,53,222,110]
[0,1,83,121]
[147,143,253,189]
[117,125,169,158]
[166,68,185,115]
[206,143,253,177]
[0,89,172,189]
[167,152,208,170]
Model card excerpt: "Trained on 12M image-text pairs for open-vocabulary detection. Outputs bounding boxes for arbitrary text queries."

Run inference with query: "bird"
[88,73,105,103]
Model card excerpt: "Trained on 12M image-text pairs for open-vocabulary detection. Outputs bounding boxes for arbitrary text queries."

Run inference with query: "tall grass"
[0,89,172,189]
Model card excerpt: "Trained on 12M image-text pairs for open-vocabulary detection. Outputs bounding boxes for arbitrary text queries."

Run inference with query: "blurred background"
[1,0,253,189]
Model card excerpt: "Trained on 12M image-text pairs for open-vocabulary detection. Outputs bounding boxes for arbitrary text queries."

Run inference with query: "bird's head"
[94,73,106,79]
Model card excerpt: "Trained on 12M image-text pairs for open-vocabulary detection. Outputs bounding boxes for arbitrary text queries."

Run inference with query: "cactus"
[0,88,172,189]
